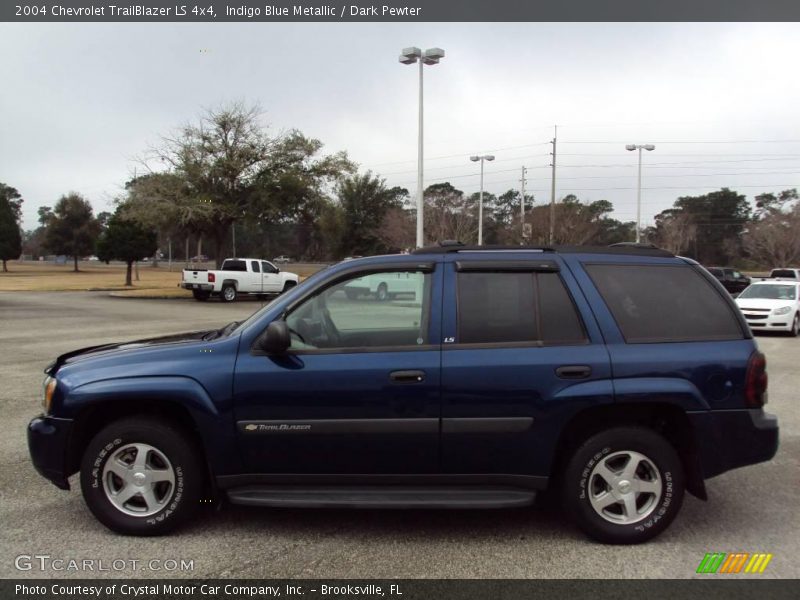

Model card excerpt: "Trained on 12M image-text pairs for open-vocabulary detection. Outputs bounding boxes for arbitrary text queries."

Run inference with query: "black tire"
[790,313,799,337]
[192,290,210,301]
[282,281,297,294]
[345,289,359,301]
[220,284,237,303]
[563,426,685,544]
[79,417,204,536]
[376,283,389,302]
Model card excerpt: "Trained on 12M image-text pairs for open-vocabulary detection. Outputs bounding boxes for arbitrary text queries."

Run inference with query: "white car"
[735,280,800,336]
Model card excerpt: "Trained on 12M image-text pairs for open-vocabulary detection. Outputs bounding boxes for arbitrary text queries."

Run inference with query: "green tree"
[669,188,751,264]
[96,212,158,286]
[0,187,23,271]
[336,172,403,256]
[45,193,101,272]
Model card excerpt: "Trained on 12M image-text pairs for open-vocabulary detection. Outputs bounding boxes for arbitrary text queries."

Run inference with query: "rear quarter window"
[585,264,744,343]
[222,260,247,272]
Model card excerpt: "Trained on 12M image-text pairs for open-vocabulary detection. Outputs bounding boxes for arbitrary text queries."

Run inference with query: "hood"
[735,298,793,310]
[46,329,213,375]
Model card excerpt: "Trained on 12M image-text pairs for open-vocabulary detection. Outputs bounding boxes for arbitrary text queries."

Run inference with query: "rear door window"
[222,259,247,272]
[456,271,586,345]
[251,260,260,273]
[585,264,744,343]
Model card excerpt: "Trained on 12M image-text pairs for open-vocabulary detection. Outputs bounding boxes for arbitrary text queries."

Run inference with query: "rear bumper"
[181,283,214,291]
[689,409,779,479]
[27,416,73,490]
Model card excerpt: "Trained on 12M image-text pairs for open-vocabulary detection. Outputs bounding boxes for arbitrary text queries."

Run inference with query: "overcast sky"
[2,22,799,231]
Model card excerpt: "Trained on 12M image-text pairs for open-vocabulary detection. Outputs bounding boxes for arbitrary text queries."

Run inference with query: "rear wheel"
[192,290,210,301]
[79,417,204,536]
[563,426,684,544]
[221,284,237,303]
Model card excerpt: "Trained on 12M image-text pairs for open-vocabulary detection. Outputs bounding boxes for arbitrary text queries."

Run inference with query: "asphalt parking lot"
[1,291,798,579]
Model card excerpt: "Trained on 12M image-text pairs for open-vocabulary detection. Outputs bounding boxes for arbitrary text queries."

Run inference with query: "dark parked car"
[706,267,750,295]
[28,244,777,544]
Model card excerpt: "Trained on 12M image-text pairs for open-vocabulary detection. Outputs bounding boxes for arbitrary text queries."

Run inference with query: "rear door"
[439,256,613,478]
[249,260,264,293]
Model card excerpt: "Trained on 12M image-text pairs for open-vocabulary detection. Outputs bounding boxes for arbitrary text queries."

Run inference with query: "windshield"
[739,284,797,300]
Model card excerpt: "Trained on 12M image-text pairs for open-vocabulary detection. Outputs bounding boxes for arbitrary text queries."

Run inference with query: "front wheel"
[790,313,799,337]
[282,281,297,294]
[79,417,204,536]
[563,426,685,544]
[376,283,389,302]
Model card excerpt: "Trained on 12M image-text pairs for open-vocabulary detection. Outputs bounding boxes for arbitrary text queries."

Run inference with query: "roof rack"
[411,241,674,257]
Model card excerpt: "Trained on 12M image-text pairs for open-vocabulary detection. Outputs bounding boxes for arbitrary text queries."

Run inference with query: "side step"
[226,486,536,509]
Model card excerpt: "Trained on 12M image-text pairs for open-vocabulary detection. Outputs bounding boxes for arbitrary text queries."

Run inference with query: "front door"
[261,261,282,293]
[233,265,442,474]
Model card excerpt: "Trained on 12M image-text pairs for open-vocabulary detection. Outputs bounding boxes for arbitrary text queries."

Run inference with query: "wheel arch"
[64,378,219,492]
[550,402,707,500]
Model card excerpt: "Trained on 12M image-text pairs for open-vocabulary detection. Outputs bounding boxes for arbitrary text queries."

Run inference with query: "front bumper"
[740,310,793,331]
[27,416,74,490]
[689,409,779,480]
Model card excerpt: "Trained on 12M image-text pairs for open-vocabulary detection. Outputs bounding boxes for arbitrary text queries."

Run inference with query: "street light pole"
[470,154,495,245]
[400,46,445,248]
[625,143,656,243]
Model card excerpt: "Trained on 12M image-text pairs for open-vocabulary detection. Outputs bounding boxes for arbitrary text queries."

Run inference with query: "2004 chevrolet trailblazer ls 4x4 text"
[28,244,778,544]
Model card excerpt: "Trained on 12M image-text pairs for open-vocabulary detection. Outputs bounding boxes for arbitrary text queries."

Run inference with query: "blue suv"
[27,244,778,543]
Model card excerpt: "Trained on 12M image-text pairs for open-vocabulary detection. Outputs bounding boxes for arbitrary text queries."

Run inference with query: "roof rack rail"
[411,241,674,257]
[412,243,555,254]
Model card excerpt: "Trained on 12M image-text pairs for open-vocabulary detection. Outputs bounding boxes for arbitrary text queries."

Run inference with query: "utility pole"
[549,125,558,245]
[520,166,528,243]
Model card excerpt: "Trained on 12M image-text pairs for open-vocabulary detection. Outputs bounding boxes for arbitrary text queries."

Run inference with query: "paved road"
[1,292,797,579]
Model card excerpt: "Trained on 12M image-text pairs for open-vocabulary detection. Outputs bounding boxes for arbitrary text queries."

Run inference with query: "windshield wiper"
[202,321,240,341]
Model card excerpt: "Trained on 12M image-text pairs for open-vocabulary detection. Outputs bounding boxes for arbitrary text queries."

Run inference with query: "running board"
[226,486,536,509]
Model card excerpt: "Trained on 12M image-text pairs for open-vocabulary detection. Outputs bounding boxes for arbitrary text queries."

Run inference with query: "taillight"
[745,351,768,408]
[208,273,216,283]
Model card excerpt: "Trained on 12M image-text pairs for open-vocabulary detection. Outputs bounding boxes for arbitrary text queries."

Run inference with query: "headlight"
[773,306,792,315]
[43,377,57,414]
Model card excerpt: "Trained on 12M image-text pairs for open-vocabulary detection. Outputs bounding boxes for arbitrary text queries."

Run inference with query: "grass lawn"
[0,261,324,293]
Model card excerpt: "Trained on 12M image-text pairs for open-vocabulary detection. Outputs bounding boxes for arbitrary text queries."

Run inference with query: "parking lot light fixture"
[626,143,656,243]
[399,46,445,248]
[470,154,495,245]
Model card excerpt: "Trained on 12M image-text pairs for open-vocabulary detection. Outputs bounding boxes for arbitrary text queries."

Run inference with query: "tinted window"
[458,273,537,344]
[286,270,431,350]
[538,272,586,344]
[585,264,744,343]
[771,269,798,278]
[707,268,723,278]
[457,271,586,345]
[222,259,247,272]
[262,261,277,273]
[251,260,260,273]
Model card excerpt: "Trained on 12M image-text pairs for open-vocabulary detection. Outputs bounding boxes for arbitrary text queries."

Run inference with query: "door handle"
[390,370,426,383]
[555,365,592,379]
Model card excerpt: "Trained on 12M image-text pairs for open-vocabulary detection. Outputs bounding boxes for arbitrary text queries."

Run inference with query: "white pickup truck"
[181,258,299,302]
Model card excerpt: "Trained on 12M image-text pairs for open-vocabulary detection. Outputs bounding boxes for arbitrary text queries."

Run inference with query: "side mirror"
[257,320,290,354]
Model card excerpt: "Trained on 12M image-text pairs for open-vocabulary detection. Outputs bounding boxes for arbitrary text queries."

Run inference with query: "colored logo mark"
[696,552,773,574]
